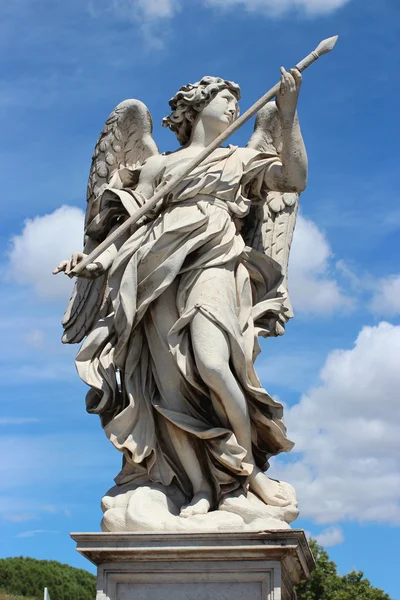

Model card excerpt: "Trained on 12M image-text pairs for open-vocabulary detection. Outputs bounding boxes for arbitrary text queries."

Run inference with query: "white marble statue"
[54,68,308,532]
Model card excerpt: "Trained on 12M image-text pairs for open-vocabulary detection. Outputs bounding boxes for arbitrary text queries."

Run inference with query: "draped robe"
[75,145,294,501]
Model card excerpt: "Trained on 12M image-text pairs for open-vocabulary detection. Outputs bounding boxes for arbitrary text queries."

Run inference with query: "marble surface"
[56,70,308,528]
[101,481,299,533]
[72,530,315,600]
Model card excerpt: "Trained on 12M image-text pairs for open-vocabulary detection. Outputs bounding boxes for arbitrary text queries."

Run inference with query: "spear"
[70,35,338,277]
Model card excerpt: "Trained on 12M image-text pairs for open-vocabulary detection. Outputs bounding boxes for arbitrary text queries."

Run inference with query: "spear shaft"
[71,35,338,277]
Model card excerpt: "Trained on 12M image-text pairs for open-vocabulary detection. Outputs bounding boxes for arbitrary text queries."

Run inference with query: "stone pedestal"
[71,530,314,600]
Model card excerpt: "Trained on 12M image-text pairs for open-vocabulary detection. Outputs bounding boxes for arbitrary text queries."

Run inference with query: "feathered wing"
[62,100,159,344]
[243,101,299,335]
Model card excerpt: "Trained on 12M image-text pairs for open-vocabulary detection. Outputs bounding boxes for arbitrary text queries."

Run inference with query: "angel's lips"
[224,113,235,123]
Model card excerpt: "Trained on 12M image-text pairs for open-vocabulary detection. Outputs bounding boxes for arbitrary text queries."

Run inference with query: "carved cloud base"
[100,481,299,533]
[71,530,314,600]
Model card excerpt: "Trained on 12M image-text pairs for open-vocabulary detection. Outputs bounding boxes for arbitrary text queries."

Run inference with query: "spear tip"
[315,35,339,56]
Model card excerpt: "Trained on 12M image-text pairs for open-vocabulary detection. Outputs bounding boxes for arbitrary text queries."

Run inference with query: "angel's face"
[198,89,239,134]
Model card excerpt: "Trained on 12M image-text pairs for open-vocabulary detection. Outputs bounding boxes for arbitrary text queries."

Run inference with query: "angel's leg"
[146,283,213,518]
[190,311,289,507]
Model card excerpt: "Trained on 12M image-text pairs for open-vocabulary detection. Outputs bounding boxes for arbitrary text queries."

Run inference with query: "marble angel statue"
[54,67,307,532]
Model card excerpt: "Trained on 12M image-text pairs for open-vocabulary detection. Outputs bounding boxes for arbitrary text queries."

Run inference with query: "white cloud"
[270,322,400,525]
[288,215,354,314]
[89,0,180,49]
[3,513,36,523]
[314,525,344,547]
[85,0,348,51]
[89,0,348,50]
[369,275,400,317]
[134,0,179,19]
[94,0,348,22]
[7,205,84,302]
[7,207,354,318]
[127,0,181,49]
[205,0,350,17]
[106,0,179,20]
[16,529,59,538]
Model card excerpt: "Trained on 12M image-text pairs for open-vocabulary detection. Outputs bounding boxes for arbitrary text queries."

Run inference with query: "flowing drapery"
[75,146,294,500]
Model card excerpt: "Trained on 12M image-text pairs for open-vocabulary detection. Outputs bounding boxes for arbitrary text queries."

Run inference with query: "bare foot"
[180,490,213,518]
[249,467,290,507]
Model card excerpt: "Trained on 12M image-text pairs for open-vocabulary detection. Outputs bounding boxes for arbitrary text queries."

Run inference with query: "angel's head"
[162,76,241,146]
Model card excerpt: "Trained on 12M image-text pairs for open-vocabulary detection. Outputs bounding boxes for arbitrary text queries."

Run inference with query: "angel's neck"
[188,119,219,150]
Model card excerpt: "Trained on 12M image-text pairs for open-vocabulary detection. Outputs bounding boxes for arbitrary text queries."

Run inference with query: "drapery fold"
[75,146,294,501]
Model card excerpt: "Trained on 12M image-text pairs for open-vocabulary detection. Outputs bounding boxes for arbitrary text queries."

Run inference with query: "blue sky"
[0,0,399,597]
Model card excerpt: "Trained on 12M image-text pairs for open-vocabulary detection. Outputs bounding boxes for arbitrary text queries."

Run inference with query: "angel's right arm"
[272,112,307,193]
[262,68,308,194]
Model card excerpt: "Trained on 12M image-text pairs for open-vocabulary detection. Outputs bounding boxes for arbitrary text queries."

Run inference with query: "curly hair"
[162,76,241,146]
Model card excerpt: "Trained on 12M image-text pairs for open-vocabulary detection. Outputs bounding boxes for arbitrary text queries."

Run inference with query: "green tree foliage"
[296,540,392,600]
[0,557,96,600]
[0,592,38,600]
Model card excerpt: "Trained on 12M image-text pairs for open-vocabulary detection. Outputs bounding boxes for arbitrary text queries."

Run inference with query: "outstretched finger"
[53,260,68,275]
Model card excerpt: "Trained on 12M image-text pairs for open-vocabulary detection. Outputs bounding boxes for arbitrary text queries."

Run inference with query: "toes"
[276,489,288,500]
[179,498,210,518]
[277,484,289,501]
[268,496,290,507]
[274,499,290,507]
[273,489,290,506]
[180,504,195,518]
[279,499,291,507]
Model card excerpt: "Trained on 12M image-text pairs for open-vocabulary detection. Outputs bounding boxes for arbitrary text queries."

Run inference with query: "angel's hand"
[276,67,302,122]
[52,252,105,278]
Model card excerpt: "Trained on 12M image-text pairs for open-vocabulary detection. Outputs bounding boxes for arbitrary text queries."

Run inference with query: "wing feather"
[245,101,299,279]
[244,101,300,334]
[86,99,159,229]
[62,100,159,344]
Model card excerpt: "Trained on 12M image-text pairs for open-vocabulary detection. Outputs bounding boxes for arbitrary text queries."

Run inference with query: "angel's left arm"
[266,68,308,193]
